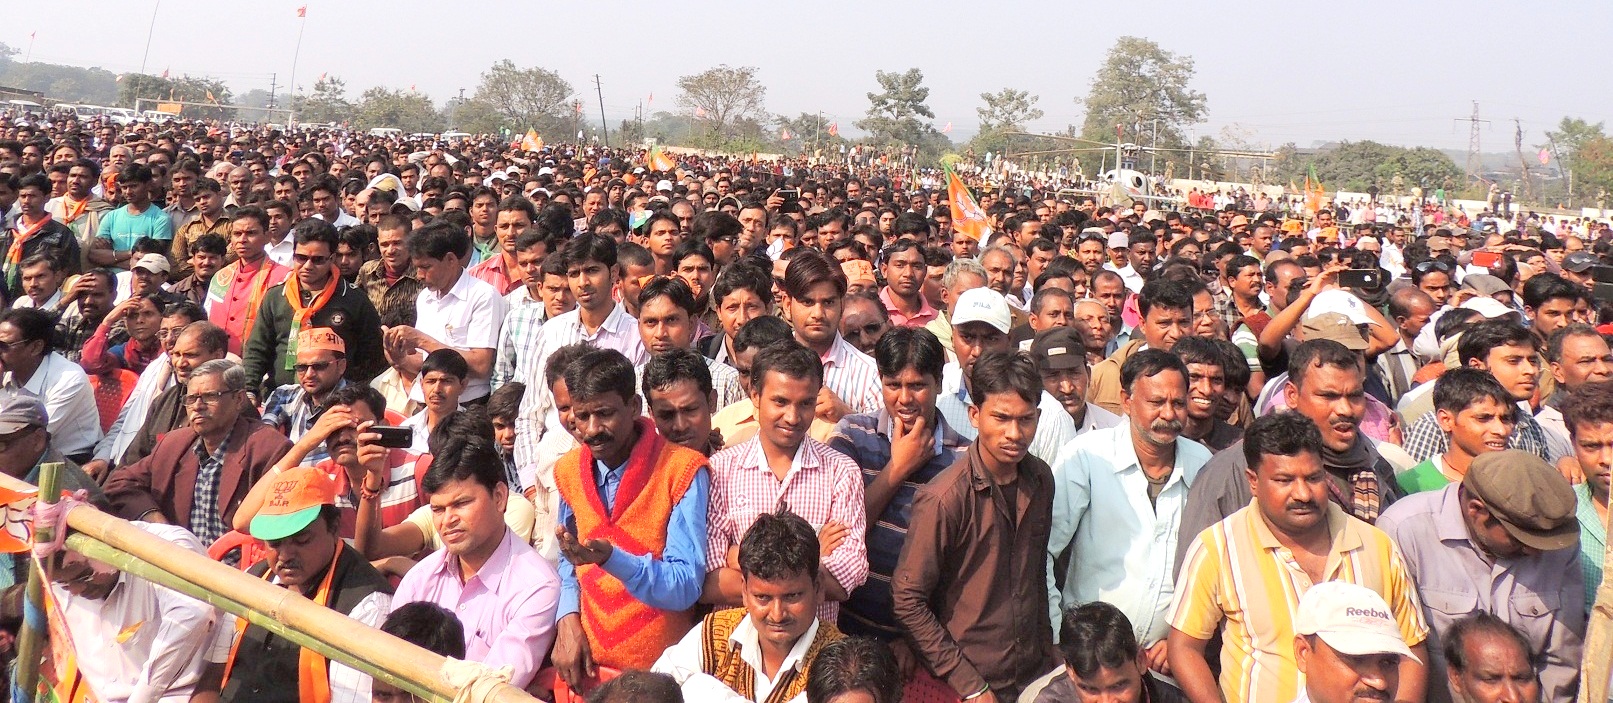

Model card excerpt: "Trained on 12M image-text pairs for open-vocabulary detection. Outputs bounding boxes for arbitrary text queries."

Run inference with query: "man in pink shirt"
[879,240,938,328]
[205,206,289,356]
[390,430,560,690]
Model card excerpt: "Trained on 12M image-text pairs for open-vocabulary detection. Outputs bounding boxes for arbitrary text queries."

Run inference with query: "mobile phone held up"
[369,425,413,449]
[1338,269,1382,291]
[776,189,800,214]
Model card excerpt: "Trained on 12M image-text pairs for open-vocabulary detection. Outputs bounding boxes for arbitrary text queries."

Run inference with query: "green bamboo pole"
[0,468,541,703]
[65,534,453,703]
[13,461,62,702]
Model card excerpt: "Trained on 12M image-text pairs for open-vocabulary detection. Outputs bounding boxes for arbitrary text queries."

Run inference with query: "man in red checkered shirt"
[701,339,868,624]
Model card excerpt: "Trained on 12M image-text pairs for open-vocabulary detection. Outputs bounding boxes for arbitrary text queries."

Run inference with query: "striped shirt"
[637,356,745,412]
[1169,501,1428,703]
[817,333,882,415]
[707,436,869,623]
[827,408,970,638]
[492,299,545,391]
[321,452,426,538]
[1401,404,1552,463]
[512,303,647,472]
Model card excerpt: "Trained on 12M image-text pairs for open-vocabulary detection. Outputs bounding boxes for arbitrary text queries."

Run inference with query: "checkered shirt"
[706,436,869,623]
[1400,404,1552,464]
[188,427,234,548]
[493,302,546,391]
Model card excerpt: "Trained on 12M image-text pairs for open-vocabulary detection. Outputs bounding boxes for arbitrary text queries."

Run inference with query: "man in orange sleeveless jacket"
[550,347,711,690]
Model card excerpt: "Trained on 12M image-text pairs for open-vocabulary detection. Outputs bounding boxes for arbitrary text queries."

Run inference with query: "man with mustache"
[390,433,560,691]
[1292,582,1423,703]
[642,349,724,457]
[1377,450,1583,703]
[654,510,844,703]
[1047,349,1212,679]
[826,326,969,662]
[1176,340,1404,573]
[1086,278,1196,416]
[207,465,393,702]
[1168,412,1429,703]
[1031,326,1122,435]
[105,360,292,549]
[893,350,1060,703]
[549,347,711,687]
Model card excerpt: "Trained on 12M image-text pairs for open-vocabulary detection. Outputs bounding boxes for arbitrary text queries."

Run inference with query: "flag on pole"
[647,92,653,105]
[945,165,991,243]
[205,90,218,104]
[941,121,952,134]
[780,128,791,141]
[297,5,307,17]
[161,67,169,79]
[521,129,543,151]
[1538,147,1551,166]
[828,122,838,137]
[648,146,675,172]
[574,102,584,115]
[1304,163,1325,214]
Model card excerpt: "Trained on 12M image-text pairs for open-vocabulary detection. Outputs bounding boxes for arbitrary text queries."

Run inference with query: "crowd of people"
[0,109,1609,703]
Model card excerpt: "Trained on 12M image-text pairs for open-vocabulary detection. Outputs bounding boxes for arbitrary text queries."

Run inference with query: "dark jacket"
[892,444,1059,699]
[241,278,384,394]
[0,218,80,304]
[104,415,291,530]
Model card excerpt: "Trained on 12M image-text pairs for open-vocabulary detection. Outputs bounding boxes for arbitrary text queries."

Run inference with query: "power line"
[1453,101,1490,183]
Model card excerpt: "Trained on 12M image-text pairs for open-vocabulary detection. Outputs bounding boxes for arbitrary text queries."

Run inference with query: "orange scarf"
[59,197,88,224]
[282,275,338,370]
[7,214,51,291]
[210,258,277,343]
[223,540,342,703]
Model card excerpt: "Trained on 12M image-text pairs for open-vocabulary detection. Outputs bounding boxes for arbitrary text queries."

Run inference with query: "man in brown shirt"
[892,349,1060,702]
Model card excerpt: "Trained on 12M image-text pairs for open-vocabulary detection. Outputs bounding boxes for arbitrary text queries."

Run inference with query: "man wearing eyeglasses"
[259,327,350,464]
[242,218,383,398]
[105,359,292,549]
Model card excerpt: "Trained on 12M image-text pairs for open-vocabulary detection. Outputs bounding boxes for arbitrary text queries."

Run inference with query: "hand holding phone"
[369,425,413,449]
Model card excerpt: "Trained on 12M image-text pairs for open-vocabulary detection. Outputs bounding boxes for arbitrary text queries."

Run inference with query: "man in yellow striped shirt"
[1167,412,1429,703]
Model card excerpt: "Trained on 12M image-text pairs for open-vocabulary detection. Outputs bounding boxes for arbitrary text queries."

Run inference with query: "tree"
[1575,136,1613,205]
[115,73,232,120]
[1075,37,1207,175]
[773,112,849,155]
[465,60,577,136]
[352,87,443,133]
[970,88,1045,157]
[1269,140,1461,193]
[857,68,935,149]
[677,65,767,143]
[294,76,351,125]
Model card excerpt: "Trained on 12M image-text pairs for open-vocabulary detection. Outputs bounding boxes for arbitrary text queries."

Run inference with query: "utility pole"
[1150,118,1159,174]
[268,73,277,110]
[593,74,609,147]
[1513,118,1533,203]
[450,87,464,130]
[1453,101,1490,185]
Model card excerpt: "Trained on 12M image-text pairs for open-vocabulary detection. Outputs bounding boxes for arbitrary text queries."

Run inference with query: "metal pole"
[138,0,161,75]
[593,74,609,147]
[1150,118,1158,174]
[287,13,307,127]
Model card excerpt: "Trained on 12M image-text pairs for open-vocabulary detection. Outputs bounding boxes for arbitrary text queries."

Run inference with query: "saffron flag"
[1304,164,1325,214]
[1539,148,1551,166]
[945,166,990,243]
[941,121,952,134]
[780,128,791,141]
[297,5,307,17]
[648,146,674,172]
[521,129,543,152]
[827,122,838,137]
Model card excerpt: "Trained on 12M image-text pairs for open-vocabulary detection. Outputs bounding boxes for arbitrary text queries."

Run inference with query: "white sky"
[8,0,1607,151]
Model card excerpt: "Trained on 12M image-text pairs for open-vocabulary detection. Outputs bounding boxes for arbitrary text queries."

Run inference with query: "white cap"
[656,179,674,193]
[1295,581,1420,662]
[950,287,1012,334]
[132,253,170,275]
[1461,296,1517,320]
[1108,232,1129,250]
[537,166,554,177]
[1304,289,1373,326]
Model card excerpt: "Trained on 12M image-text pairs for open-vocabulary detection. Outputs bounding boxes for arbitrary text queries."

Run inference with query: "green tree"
[352,87,443,133]
[1075,37,1207,175]
[465,60,577,137]
[970,88,1044,157]
[677,65,767,144]
[294,76,351,125]
[773,112,849,155]
[1269,140,1461,193]
[116,73,232,119]
[1575,136,1613,205]
[857,68,935,149]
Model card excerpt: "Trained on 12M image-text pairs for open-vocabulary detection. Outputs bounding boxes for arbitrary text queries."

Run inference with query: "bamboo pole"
[0,472,539,703]
[12,462,62,703]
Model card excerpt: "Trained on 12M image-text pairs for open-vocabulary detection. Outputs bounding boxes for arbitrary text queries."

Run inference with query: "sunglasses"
[293,253,330,266]
[293,359,337,375]
[1414,260,1452,274]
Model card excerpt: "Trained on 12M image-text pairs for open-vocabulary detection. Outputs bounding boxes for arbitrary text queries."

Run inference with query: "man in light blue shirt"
[92,164,173,269]
[1046,349,1210,672]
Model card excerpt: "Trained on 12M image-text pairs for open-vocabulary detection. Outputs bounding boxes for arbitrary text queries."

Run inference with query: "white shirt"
[54,523,218,703]
[400,406,461,455]
[652,614,821,703]
[1076,402,1124,435]
[207,590,391,703]
[504,284,544,312]
[4,352,102,457]
[264,235,295,268]
[1116,264,1145,294]
[1046,424,1211,645]
[93,354,174,464]
[936,361,1077,467]
[412,269,509,402]
[513,303,647,472]
[12,290,62,310]
[817,333,882,416]
[315,210,361,228]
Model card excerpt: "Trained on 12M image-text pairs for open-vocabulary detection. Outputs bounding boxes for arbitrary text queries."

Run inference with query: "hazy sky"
[9,0,1609,152]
